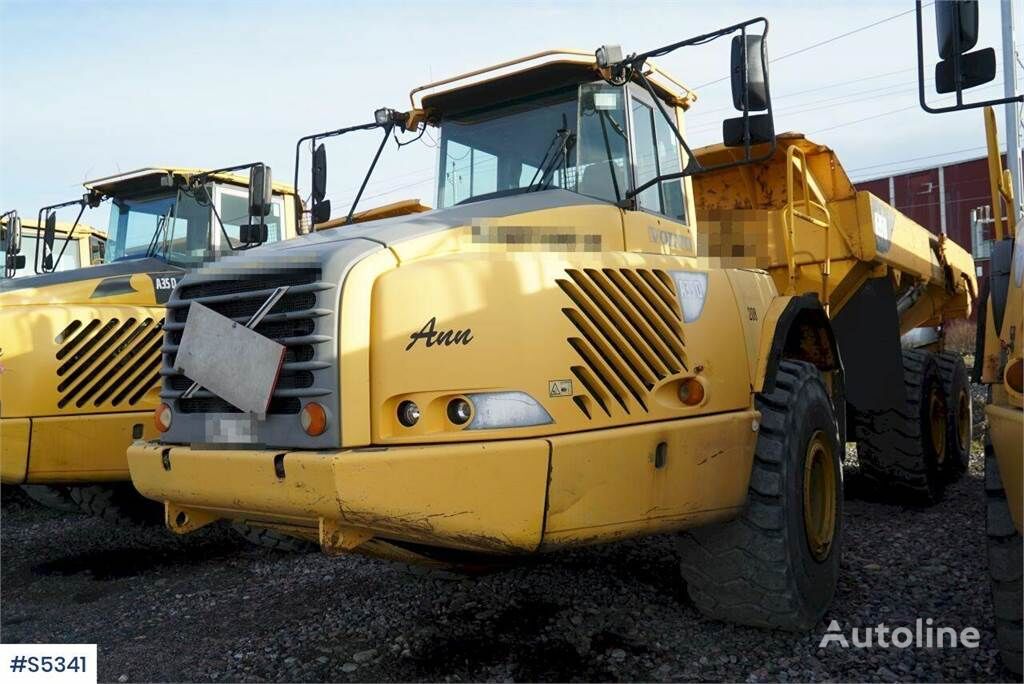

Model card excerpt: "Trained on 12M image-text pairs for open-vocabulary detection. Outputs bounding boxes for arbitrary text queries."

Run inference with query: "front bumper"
[128,411,758,556]
[129,438,552,554]
[0,411,155,484]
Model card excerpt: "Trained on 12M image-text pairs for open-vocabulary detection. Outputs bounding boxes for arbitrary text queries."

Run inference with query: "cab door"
[621,84,697,258]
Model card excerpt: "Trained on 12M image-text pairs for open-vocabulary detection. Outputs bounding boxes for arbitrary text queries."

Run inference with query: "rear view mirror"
[723,114,774,147]
[936,0,979,59]
[311,200,332,225]
[238,223,269,245]
[934,0,994,92]
[248,164,272,218]
[936,47,996,93]
[5,216,22,255]
[730,34,768,112]
[312,144,327,203]
[42,212,56,271]
[724,33,773,148]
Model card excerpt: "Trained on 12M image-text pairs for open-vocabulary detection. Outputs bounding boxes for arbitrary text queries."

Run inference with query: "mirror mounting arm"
[35,196,88,274]
[293,120,382,229]
[344,123,395,225]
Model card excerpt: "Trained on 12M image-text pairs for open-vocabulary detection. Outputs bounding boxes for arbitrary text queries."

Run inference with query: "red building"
[855,154,1006,288]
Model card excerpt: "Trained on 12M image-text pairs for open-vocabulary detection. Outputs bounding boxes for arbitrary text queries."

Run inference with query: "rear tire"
[678,360,843,631]
[20,485,82,514]
[232,522,316,553]
[936,351,971,482]
[986,447,1023,675]
[855,349,946,505]
[69,483,163,527]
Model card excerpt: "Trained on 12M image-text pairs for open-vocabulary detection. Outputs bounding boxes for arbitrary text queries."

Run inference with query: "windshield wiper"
[145,205,174,259]
[527,117,577,193]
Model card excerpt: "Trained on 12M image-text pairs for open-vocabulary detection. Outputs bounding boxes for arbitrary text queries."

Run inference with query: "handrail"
[783,145,833,308]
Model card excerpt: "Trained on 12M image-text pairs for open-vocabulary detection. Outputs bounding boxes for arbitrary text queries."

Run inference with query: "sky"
[1,0,1022,230]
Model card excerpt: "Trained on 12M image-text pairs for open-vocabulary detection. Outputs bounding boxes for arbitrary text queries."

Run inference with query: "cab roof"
[83,167,298,199]
[410,48,695,121]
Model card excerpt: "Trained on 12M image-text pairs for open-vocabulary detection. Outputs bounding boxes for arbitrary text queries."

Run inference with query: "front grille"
[54,317,164,409]
[161,268,332,415]
[557,268,687,419]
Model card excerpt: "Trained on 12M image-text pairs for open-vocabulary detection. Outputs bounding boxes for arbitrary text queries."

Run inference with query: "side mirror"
[42,212,56,271]
[933,0,995,93]
[5,216,22,255]
[724,33,773,148]
[311,199,332,225]
[312,144,327,203]
[936,0,979,59]
[730,34,768,112]
[238,223,269,245]
[248,164,273,218]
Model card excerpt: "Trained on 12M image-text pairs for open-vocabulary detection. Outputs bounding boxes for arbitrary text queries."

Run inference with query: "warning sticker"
[548,379,573,397]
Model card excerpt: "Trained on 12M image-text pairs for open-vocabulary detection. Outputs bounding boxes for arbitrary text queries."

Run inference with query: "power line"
[848,146,988,175]
[693,4,928,90]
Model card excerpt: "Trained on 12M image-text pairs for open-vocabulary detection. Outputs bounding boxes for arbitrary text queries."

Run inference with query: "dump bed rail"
[693,133,977,330]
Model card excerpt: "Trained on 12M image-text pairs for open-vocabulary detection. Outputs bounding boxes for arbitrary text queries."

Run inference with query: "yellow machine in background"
[0,164,304,529]
[130,21,978,631]
[1,216,106,279]
[977,107,1023,675]
[913,2,1023,672]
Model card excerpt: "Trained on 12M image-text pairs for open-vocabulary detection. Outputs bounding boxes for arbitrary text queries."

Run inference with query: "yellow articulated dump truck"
[2,214,106,279]
[914,1,1023,672]
[0,163,305,527]
[129,20,975,629]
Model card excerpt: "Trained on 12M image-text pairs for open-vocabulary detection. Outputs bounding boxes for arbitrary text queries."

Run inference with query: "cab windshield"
[436,81,688,223]
[105,185,285,268]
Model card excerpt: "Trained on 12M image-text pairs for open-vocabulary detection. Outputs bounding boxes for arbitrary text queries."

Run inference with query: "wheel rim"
[955,388,970,453]
[928,388,947,464]
[803,431,837,562]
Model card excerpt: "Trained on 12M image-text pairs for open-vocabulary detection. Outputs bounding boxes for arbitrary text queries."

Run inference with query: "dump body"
[694,134,977,329]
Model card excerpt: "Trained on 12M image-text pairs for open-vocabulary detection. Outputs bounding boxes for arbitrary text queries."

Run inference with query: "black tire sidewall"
[779,370,844,621]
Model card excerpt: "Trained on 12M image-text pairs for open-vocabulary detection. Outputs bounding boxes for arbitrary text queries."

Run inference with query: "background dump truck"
[0,164,303,525]
[1,215,106,279]
[129,22,976,630]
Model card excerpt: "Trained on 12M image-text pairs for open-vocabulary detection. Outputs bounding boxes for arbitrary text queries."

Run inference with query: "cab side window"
[218,192,283,248]
[630,94,688,224]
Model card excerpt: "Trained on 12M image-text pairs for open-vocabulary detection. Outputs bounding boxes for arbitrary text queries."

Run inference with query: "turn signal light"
[300,402,328,436]
[678,377,705,406]
[154,403,173,433]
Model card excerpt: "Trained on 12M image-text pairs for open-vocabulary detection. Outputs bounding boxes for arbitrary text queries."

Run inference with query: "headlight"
[466,392,552,430]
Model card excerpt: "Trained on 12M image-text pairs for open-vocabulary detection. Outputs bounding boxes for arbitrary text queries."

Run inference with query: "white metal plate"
[175,302,285,416]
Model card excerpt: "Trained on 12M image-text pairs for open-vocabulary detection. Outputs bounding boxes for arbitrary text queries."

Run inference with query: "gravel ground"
[2,431,1020,682]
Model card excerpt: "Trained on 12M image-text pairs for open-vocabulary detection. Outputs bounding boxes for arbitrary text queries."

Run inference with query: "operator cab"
[425,58,690,224]
[85,167,292,269]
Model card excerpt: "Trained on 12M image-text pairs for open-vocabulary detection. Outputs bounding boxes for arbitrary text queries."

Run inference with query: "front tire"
[232,522,316,553]
[69,483,163,527]
[20,485,82,514]
[678,360,843,630]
